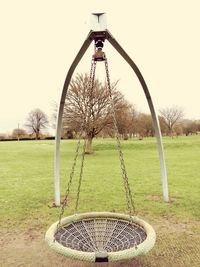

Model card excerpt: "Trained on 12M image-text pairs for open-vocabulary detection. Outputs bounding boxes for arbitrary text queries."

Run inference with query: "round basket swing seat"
[45,212,156,262]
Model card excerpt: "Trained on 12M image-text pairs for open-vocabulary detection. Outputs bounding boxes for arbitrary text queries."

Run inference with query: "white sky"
[0,0,200,135]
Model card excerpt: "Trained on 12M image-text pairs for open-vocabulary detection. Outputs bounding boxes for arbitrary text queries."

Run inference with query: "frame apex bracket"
[91,13,107,31]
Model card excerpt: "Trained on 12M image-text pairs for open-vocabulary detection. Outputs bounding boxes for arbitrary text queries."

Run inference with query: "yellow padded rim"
[45,212,156,262]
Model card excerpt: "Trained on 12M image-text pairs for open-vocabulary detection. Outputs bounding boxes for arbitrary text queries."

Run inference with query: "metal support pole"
[106,30,169,202]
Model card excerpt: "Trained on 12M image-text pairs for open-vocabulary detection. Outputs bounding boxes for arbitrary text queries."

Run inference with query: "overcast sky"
[0,0,200,135]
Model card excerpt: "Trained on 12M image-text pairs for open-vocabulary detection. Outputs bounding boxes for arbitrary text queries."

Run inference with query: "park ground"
[0,136,200,266]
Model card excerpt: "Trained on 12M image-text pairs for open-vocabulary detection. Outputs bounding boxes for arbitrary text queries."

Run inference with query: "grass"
[0,135,200,230]
[1,136,200,266]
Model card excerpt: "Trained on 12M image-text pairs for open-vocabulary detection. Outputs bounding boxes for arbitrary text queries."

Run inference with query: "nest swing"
[45,20,156,262]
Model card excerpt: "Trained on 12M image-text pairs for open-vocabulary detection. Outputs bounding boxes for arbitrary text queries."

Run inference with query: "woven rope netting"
[55,218,147,253]
[45,212,156,261]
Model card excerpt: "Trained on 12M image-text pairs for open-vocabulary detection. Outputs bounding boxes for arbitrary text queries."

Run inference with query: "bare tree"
[158,116,169,135]
[99,103,135,140]
[25,108,49,139]
[62,73,131,153]
[12,128,27,139]
[135,113,154,138]
[159,106,184,136]
[182,119,200,136]
[115,104,137,139]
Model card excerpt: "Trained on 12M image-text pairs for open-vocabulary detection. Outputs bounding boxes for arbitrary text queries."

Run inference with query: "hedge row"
[0,136,55,141]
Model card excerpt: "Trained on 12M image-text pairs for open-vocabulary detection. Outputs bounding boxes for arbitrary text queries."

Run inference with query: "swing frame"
[54,13,169,206]
[46,13,161,262]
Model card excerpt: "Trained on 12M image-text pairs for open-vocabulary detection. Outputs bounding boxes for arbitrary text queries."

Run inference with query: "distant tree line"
[60,73,200,146]
[61,108,200,139]
[1,73,200,142]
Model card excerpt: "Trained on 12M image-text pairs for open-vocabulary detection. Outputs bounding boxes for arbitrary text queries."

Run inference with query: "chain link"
[56,133,83,233]
[75,58,97,213]
[56,57,97,231]
[86,59,97,132]
[104,55,136,216]
[74,138,87,213]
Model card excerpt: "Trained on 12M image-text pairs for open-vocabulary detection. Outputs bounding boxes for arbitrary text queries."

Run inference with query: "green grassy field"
[0,136,200,228]
[1,136,200,266]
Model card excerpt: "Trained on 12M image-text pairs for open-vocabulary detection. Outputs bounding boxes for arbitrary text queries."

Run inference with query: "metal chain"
[86,59,97,132]
[56,52,135,235]
[57,58,96,228]
[56,57,97,231]
[104,55,136,216]
[75,57,97,213]
[56,133,83,233]
[74,138,87,213]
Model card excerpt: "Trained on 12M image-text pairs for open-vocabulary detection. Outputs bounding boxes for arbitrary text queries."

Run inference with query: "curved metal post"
[54,31,93,206]
[106,30,169,202]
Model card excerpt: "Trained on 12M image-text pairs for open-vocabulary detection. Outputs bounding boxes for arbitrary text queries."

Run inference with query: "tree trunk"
[35,131,39,140]
[85,137,93,154]
[123,133,129,140]
[138,134,143,140]
[169,128,174,138]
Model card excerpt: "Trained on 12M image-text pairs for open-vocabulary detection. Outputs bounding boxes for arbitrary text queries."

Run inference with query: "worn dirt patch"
[1,218,200,267]
[145,195,177,203]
